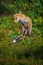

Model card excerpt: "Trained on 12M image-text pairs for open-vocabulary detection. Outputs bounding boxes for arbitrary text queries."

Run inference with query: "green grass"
[0,15,43,65]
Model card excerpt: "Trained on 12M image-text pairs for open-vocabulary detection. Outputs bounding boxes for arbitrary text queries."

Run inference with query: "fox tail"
[13,34,26,43]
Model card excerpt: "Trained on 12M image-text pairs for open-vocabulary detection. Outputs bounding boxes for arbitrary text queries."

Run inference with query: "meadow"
[0,0,43,65]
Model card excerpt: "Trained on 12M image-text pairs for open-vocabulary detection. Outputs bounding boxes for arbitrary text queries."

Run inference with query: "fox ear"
[19,11,22,14]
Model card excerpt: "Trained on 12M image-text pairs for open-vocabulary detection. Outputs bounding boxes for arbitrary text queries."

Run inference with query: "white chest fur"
[19,18,26,24]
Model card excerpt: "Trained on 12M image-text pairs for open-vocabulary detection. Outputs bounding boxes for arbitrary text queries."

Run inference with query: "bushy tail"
[13,34,26,43]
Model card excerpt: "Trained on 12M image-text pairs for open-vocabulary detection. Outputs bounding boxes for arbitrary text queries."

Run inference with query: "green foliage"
[1,2,15,14]
[0,0,43,65]
[0,14,43,65]
[1,0,43,16]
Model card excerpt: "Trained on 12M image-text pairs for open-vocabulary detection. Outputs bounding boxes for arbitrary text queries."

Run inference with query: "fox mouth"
[14,20,18,23]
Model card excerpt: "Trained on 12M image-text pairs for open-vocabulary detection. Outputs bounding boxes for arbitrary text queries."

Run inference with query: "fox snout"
[14,19,19,23]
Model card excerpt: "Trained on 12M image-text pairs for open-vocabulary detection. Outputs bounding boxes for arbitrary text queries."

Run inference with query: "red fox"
[13,13,32,43]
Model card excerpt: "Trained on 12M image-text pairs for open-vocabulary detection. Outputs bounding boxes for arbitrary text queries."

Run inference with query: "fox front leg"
[20,24,29,36]
[20,24,25,34]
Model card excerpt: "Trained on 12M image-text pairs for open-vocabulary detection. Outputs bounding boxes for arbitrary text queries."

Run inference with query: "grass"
[0,15,43,65]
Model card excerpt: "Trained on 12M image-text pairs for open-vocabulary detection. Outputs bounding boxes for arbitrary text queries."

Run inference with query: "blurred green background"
[0,0,43,65]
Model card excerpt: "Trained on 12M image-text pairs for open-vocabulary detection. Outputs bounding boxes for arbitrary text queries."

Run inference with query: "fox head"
[14,14,20,23]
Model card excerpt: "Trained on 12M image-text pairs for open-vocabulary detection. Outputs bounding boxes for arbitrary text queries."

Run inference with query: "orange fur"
[13,13,32,35]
